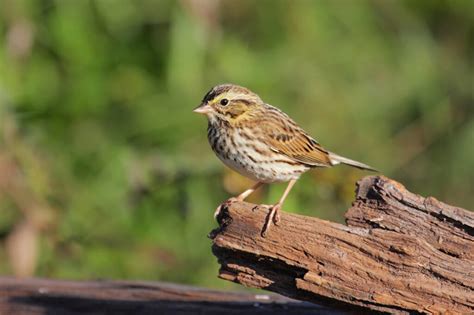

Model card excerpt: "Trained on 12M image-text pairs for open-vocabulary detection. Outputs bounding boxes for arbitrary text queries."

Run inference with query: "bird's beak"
[193,103,212,115]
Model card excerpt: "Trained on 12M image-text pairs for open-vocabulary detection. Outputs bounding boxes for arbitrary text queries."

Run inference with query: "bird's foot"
[214,197,240,220]
[255,204,281,224]
[261,203,281,237]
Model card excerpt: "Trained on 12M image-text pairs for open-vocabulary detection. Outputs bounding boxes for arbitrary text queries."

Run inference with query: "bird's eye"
[220,98,229,106]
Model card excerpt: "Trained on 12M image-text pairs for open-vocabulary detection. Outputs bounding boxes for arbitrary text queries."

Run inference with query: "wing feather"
[258,105,332,167]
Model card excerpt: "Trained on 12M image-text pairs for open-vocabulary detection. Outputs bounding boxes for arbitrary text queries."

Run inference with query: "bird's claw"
[261,203,281,237]
[254,204,280,224]
[273,210,281,225]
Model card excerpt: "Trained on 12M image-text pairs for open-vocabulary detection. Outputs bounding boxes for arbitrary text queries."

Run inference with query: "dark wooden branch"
[210,176,474,314]
[0,277,341,314]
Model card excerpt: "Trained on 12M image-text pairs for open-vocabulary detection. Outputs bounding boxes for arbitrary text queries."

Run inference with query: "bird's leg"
[214,182,264,219]
[261,179,297,237]
[235,181,265,201]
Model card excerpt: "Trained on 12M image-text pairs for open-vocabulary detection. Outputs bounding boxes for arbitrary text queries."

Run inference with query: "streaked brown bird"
[194,83,376,236]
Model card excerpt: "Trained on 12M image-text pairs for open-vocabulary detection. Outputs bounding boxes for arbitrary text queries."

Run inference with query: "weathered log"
[0,277,341,314]
[210,176,474,314]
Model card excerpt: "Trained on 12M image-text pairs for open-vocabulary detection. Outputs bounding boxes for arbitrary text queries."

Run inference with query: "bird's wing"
[259,105,332,167]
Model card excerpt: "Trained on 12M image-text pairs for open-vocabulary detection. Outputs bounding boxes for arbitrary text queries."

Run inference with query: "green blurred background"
[0,0,472,289]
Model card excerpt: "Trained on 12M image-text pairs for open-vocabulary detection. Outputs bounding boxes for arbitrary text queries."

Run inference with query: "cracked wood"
[210,176,474,314]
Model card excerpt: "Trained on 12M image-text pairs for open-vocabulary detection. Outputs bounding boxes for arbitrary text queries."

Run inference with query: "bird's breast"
[207,124,309,183]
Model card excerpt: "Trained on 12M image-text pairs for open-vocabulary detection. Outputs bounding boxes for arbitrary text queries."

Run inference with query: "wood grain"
[211,176,474,314]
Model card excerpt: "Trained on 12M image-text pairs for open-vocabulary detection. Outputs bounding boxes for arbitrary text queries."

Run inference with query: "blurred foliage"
[0,0,473,288]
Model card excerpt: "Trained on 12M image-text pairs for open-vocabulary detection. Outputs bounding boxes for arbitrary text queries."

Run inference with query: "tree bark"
[210,176,474,314]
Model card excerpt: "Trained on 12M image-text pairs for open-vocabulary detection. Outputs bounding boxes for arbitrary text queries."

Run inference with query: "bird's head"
[193,84,263,124]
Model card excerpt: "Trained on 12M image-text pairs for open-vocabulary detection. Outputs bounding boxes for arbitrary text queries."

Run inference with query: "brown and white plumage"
[194,83,376,236]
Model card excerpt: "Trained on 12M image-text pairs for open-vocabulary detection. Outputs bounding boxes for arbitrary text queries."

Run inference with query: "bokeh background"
[0,0,473,289]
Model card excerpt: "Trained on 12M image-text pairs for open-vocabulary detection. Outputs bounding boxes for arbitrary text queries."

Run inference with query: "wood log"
[0,277,341,314]
[210,176,474,314]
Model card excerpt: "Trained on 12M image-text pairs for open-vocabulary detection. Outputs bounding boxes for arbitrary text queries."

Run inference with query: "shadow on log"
[210,176,474,314]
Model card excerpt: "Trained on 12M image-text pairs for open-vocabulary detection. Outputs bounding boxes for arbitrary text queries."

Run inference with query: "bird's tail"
[328,152,377,172]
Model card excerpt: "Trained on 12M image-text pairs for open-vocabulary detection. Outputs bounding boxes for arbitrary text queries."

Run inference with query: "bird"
[194,83,376,236]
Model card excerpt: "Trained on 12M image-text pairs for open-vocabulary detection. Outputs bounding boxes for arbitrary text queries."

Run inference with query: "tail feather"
[329,152,377,172]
